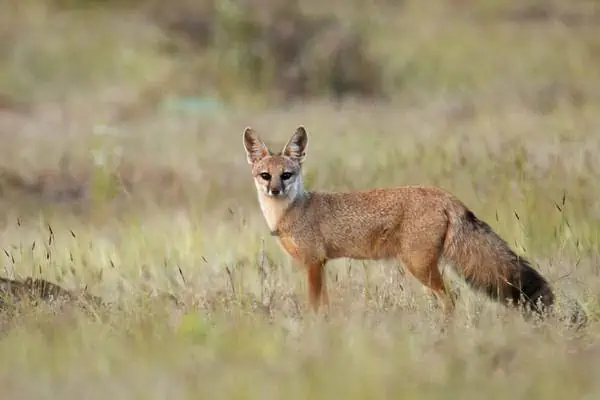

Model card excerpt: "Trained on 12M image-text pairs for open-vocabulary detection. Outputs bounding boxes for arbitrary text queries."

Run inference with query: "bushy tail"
[442,207,555,318]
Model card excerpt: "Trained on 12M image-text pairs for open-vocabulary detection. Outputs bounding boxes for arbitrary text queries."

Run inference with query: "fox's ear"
[282,126,308,164]
[243,127,269,164]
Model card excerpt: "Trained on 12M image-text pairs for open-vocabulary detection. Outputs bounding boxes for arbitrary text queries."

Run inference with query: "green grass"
[1,0,600,399]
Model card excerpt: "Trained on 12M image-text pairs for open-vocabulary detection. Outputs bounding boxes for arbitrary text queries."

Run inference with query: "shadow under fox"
[243,125,584,324]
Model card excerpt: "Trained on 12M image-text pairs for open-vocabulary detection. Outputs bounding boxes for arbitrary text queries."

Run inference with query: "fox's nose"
[271,188,281,195]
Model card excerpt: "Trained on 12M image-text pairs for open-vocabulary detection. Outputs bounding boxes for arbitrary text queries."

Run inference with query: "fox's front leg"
[306,261,328,313]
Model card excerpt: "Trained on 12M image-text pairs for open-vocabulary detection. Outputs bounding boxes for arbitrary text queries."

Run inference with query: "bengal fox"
[242,125,556,319]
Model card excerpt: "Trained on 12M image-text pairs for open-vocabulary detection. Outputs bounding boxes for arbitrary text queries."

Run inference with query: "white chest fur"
[257,195,290,232]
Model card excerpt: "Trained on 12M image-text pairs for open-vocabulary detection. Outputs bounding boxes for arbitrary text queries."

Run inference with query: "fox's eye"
[281,172,293,180]
[259,172,271,180]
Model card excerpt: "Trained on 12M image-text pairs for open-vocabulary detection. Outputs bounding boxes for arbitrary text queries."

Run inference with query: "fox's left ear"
[243,127,269,164]
[282,126,308,164]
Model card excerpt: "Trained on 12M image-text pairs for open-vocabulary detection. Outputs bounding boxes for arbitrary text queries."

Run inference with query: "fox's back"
[277,185,464,261]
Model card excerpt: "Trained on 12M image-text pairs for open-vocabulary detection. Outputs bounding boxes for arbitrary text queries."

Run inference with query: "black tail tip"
[507,260,556,316]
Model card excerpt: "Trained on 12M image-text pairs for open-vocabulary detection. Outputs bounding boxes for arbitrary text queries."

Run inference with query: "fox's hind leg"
[399,251,455,319]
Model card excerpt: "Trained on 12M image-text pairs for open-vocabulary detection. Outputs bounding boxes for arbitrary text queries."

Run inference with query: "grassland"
[1,0,600,398]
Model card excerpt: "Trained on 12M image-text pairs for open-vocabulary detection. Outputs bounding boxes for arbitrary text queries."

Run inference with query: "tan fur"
[243,126,556,319]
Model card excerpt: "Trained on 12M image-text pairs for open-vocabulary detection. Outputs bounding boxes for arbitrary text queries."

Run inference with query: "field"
[1,0,600,398]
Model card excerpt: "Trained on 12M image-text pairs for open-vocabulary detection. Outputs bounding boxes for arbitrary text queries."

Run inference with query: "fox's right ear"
[243,127,269,164]
[282,126,308,164]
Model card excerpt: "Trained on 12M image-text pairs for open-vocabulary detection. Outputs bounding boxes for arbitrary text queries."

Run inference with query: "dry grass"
[1,0,600,399]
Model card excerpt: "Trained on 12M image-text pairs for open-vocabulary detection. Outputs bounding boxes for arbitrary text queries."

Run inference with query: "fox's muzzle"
[267,179,284,197]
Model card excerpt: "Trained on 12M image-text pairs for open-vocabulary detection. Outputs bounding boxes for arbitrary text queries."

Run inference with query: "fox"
[242,125,557,320]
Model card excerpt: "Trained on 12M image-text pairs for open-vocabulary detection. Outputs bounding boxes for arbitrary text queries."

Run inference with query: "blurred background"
[1,3,600,397]
[3,0,600,110]
[0,0,599,278]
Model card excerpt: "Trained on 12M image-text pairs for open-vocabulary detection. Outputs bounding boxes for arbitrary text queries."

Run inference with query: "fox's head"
[243,126,308,201]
